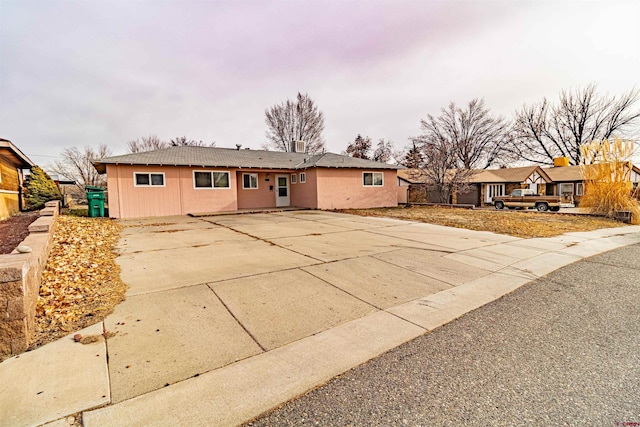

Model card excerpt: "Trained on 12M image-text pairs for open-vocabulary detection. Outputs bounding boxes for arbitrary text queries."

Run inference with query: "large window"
[194,171,230,189]
[134,172,165,187]
[559,183,574,195]
[363,172,383,187]
[242,173,258,189]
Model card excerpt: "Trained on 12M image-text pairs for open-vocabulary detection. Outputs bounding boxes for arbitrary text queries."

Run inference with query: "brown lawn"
[339,206,626,238]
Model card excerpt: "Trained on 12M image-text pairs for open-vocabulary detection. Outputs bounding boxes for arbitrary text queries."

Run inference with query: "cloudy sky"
[1,0,639,167]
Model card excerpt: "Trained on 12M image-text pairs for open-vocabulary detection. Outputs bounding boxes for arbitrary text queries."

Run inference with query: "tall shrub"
[22,166,62,211]
[579,138,640,224]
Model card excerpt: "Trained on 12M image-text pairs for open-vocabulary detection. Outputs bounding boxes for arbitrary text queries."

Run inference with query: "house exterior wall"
[236,171,278,209]
[315,169,397,210]
[290,169,318,209]
[106,165,238,219]
[0,156,21,219]
[105,165,397,218]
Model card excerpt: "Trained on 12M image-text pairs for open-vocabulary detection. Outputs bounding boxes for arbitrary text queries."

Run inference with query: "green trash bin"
[85,186,105,217]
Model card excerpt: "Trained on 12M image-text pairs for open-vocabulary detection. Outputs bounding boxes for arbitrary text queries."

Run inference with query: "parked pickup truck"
[492,189,564,212]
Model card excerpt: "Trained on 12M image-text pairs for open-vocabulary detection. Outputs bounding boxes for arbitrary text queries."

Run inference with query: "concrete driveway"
[107,210,518,404]
[4,210,640,427]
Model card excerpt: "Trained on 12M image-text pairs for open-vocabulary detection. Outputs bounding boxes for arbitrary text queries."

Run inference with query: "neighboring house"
[544,163,640,206]
[0,138,34,220]
[49,174,78,207]
[469,165,553,206]
[396,170,417,204]
[92,145,401,219]
[402,166,553,206]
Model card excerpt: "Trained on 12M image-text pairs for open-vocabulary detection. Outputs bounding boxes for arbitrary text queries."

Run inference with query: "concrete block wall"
[0,201,59,357]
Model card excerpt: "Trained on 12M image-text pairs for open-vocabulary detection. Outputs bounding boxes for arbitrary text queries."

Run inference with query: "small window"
[194,171,230,189]
[291,173,297,184]
[576,182,584,196]
[300,172,306,183]
[243,173,258,189]
[134,172,165,187]
[363,172,383,187]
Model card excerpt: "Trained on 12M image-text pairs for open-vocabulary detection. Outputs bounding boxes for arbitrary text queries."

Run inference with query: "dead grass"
[339,206,626,238]
[31,215,126,348]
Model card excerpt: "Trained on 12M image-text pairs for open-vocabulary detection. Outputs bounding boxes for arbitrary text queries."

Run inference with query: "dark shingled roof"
[92,146,401,173]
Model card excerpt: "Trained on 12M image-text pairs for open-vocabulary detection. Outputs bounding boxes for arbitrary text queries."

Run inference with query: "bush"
[22,166,62,211]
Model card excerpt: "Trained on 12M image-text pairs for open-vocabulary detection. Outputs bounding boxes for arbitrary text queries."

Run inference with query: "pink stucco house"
[93,146,401,219]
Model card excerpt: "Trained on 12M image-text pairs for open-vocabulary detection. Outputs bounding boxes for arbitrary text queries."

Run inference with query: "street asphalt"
[248,243,640,427]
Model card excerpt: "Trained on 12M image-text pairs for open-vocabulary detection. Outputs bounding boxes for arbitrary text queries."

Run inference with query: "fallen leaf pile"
[340,206,626,238]
[31,216,126,348]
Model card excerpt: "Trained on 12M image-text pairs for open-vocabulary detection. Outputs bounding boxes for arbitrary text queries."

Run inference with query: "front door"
[276,175,290,207]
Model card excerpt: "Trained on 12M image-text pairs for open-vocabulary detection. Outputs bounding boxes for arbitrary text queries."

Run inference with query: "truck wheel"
[495,201,504,210]
[536,203,549,212]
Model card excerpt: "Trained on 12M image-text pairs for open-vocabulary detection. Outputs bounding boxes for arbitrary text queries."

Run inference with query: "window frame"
[242,173,259,190]
[362,171,384,187]
[193,170,231,190]
[291,173,297,184]
[300,172,306,183]
[576,182,584,196]
[133,172,166,187]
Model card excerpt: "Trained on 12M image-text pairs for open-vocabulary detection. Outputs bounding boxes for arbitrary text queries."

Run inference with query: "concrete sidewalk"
[1,211,639,427]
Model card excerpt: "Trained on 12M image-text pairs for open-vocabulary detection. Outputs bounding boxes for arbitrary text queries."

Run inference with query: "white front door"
[276,175,290,207]
[485,184,504,203]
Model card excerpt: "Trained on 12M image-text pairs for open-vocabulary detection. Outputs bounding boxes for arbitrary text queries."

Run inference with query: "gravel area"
[0,211,39,254]
[249,244,640,426]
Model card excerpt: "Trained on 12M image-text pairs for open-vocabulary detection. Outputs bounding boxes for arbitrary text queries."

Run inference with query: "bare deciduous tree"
[372,138,394,163]
[127,135,168,153]
[429,99,510,169]
[512,84,640,165]
[127,135,215,153]
[411,99,508,203]
[49,144,112,193]
[344,134,372,159]
[170,136,216,147]
[411,134,474,204]
[265,92,326,154]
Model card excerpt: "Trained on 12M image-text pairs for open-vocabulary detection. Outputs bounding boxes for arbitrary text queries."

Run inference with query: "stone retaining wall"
[0,201,59,357]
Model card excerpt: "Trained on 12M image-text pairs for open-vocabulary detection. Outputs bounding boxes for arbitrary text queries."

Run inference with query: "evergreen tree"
[403,141,424,168]
[22,166,62,211]
[345,134,372,159]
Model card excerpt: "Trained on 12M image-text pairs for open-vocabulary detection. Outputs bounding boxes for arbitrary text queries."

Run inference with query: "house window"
[363,172,383,187]
[291,173,297,184]
[576,182,584,196]
[485,184,504,203]
[134,172,165,187]
[194,171,230,189]
[300,172,306,183]
[559,183,574,195]
[242,173,258,189]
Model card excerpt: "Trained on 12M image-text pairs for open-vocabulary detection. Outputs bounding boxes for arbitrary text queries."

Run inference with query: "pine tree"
[403,142,424,168]
[345,134,372,159]
[22,166,62,211]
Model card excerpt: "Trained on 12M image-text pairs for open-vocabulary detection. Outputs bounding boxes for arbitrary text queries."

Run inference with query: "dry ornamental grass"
[340,206,626,239]
[31,216,126,348]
